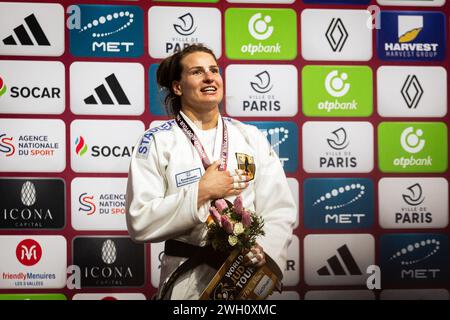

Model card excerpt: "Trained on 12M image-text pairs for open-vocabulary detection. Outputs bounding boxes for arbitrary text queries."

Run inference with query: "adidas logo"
[3,14,50,46]
[84,73,130,105]
[317,244,362,276]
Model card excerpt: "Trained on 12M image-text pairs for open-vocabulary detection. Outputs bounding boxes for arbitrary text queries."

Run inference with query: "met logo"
[69,5,143,58]
[246,121,298,173]
[380,234,448,285]
[304,178,374,229]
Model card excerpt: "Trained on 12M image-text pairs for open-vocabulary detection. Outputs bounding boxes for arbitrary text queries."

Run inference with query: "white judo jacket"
[125,112,296,299]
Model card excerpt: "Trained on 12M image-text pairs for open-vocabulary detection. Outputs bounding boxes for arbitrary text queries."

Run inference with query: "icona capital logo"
[16,239,42,266]
[21,181,37,206]
[378,122,448,173]
[225,8,297,60]
[75,136,88,156]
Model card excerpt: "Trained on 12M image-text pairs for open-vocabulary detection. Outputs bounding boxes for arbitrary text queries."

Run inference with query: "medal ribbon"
[175,113,228,171]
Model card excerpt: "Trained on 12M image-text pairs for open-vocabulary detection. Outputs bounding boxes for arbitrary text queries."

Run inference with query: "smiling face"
[172,51,223,113]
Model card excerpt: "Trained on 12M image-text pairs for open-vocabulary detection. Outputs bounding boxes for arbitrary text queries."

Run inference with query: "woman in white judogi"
[125,44,296,299]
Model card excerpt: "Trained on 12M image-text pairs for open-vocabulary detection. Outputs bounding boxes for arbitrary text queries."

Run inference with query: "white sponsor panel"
[301,9,372,61]
[305,290,375,300]
[151,242,165,288]
[71,178,128,231]
[70,119,144,173]
[227,0,295,3]
[0,118,65,172]
[380,289,450,300]
[287,178,299,229]
[377,66,447,117]
[379,178,448,229]
[267,291,300,300]
[225,64,297,117]
[0,2,64,56]
[302,121,374,173]
[0,235,67,289]
[72,293,146,300]
[149,6,221,58]
[0,60,65,114]
[377,0,445,7]
[284,235,300,286]
[70,62,144,116]
[304,234,375,285]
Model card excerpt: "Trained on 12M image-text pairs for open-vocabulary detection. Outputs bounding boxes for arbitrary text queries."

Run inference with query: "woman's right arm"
[125,137,207,243]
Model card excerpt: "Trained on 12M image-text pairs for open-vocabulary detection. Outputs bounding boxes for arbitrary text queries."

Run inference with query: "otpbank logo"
[380,234,448,285]
[69,5,143,58]
[225,8,297,60]
[378,122,447,173]
[246,122,298,173]
[302,66,373,117]
[377,11,445,61]
[304,178,374,229]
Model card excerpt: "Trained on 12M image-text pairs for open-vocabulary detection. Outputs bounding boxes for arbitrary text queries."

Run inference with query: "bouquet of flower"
[206,195,265,252]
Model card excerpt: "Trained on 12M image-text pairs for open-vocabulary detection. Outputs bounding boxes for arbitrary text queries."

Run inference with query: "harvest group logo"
[225,8,296,60]
[377,12,445,61]
[378,122,447,172]
[304,178,374,229]
[16,239,42,266]
[69,5,143,58]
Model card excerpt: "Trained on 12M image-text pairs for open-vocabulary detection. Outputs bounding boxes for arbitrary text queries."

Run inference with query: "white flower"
[233,222,245,236]
[228,235,238,246]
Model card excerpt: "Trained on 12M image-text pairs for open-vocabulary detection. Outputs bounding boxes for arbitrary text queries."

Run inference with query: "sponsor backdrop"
[0,0,449,301]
